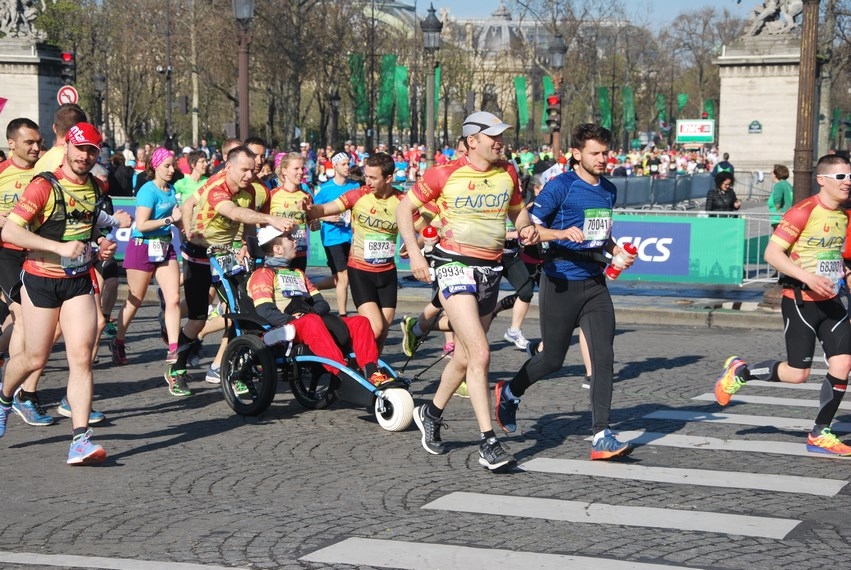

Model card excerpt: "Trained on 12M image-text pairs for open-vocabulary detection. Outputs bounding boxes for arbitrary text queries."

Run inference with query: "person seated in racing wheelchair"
[247,225,390,386]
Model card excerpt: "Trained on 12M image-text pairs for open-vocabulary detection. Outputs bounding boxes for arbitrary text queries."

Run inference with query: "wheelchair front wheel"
[290,363,338,410]
[221,335,278,416]
[374,388,414,432]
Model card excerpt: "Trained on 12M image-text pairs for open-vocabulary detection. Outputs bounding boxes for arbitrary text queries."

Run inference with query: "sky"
[431,0,752,23]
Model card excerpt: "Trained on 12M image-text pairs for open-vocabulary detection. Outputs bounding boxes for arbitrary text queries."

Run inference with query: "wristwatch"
[163,217,173,227]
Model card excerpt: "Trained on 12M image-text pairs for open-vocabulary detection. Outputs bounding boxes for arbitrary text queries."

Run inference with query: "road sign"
[57,85,79,105]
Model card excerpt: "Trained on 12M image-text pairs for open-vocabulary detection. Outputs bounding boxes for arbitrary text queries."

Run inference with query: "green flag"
[622,86,635,132]
[395,65,410,129]
[703,99,715,120]
[376,54,397,126]
[540,76,554,131]
[514,76,529,129]
[677,93,688,114]
[597,86,611,130]
[348,53,368,124]
[656,93,667,125]
[830,108,841,140]
[434,64,441,120]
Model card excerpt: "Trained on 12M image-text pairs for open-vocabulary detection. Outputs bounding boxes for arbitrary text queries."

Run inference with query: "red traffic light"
[546,94,561,106]
[61,52,74,62]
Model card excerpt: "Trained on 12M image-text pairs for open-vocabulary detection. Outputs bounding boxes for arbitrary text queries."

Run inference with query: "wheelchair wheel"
[374,388,414,432]
[290,363,338,410]
[221,335,278,416]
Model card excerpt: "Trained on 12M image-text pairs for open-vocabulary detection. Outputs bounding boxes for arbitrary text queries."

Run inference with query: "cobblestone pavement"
[1,304,849,570]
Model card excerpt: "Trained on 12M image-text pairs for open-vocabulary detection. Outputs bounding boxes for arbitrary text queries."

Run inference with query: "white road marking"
[644,409,851,434]
[0,551,249,570]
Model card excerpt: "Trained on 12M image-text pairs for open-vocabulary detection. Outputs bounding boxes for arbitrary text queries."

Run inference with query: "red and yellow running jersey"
[191,176,268,247]
[269,186,313,257]
[334,186,423,272]
[0,158,36,250]
[408,156,523,261]
[247,266,320,313]
[8,169,102,278]
[771,194,850,302]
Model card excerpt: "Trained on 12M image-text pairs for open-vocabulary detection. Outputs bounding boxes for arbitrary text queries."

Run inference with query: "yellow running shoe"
[454,380,469,399]
[807,428,851,456]
[714,356,747,406]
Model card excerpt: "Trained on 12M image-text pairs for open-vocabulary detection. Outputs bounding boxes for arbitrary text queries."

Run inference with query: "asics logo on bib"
[616,237,673,262]
[453,191,510,210]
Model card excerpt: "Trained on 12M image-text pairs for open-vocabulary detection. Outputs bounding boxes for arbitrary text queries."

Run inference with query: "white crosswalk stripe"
[693,392,851,409]
[645,409,851,434]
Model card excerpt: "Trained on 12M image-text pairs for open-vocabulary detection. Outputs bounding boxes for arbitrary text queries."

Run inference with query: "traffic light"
[545,94,561,132]
[60,51,76,85]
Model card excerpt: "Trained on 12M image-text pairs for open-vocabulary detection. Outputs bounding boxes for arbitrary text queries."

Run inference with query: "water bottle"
[605,242,638,280]
[422,226,439,254]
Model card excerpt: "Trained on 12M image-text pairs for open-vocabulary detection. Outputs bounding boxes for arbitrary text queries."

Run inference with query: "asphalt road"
[0,304,848,570]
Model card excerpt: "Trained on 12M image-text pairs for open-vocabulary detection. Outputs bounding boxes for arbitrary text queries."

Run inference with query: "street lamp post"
[548,32,567,157]
[421,3,443,169]
[93,73,106,139]
[793,0,820,202]
[233,0,256,140]
[330,91,341,150]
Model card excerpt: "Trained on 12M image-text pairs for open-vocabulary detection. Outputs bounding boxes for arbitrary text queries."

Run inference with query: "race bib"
[210,251,244,282]
[436,261,476,297]
[293,226,308,254]
[583,208,612,245]
[276,269,308,298]
[363,232,396,264]
[60,242,92,277]
[147,239,166,263]
[815,251,844,293]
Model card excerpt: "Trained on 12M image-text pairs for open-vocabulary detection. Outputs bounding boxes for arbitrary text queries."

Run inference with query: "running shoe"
[102,320,117,338]
[453,380,469,399]
[67,429,106,465]
[478,436,516,472]
[582,375,591,390]
[165,348,179,364]
[368,372,389,386]
[714,356,747,406]
[0,402,10,437]
[400,316,419,358]
[503,328,529,350]
[110,339,129,365]
[205,366,221,385]
[590,428,634,460]
[12,392,55,426]
[165,371,193,397]
[806,427,851,456]
[233,379,249,396]
[442,342,455,357]
[494,380,519,433]
[187,339,203,368]
[413,405,447,455]
[56,398,105,424]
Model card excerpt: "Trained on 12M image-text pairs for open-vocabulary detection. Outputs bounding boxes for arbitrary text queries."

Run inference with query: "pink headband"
[150,147,174,170]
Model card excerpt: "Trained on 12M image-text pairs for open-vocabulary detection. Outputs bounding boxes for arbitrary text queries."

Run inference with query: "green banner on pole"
[348,53,368,124]
[597,86,612,130]
[831,107,841,140]
[677,93,688,114]
[703,99,715,120]
[434,64,441,123]
[622,86,635,132]
[656,94,667,125]
[540,76,554,131]
[514,76,529,129]
[376,54,397,126]
[395,65,410,129]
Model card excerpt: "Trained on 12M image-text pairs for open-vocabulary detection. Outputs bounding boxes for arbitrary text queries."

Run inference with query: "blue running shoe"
[12,393,55,426]
[494,380,519,433]
[590,428,633,460]
[0,403,9,437]
[67,429,106,465]
[56,398,105,424]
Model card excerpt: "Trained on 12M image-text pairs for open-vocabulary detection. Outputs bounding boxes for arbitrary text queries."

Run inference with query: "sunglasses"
[818,173,851,181]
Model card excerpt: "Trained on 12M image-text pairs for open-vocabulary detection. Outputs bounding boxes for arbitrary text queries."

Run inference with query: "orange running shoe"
[807,428,851,456]
[714,356,747,406]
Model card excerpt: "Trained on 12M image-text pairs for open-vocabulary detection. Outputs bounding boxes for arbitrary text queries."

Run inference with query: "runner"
[493,123,636,461]
[308,152,425,352]
[714,154,851,456]
[396,111,539,472]
[269,152,315,272]
[0,122,112,464]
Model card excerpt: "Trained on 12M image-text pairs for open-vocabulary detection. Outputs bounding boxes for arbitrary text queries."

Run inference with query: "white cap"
[462,111,511,137]
[182,146,193,154]
[257,225,284,246]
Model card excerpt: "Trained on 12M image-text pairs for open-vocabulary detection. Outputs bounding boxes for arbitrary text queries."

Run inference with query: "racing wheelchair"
[206,243,414,432]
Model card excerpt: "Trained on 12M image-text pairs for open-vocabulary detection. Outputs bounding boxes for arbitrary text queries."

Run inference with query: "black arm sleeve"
[256,303,293,328]
[309,294,331,316]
